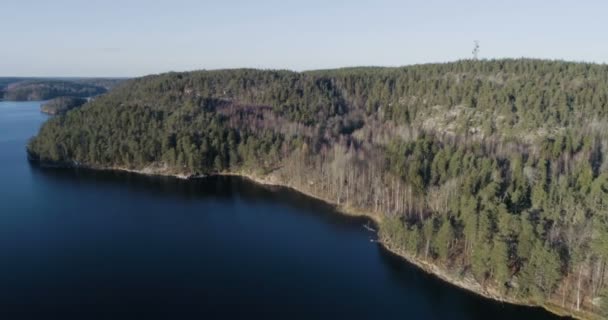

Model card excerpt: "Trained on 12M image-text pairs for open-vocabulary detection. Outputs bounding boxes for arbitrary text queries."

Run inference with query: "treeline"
[41,96,87,115]
[27,59,608,318]
[0,78,124,101]
[30,100,287,173]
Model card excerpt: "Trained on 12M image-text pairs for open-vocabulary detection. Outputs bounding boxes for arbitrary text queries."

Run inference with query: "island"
[40,96,88,115]
[27,59,608,319]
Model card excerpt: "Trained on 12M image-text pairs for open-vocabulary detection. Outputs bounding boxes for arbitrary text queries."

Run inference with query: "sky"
[1,0,607,77]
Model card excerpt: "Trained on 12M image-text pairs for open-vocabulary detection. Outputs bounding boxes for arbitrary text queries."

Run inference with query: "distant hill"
[69,78,125,91]
[0,78,125,101]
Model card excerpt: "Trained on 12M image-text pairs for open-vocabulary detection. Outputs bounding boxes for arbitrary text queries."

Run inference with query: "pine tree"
[472,241,491,282]
[520,241,561,300]
[405,226,421,255]
[434,218,454,262]
[517,212,535,263]
[491,238,510,291]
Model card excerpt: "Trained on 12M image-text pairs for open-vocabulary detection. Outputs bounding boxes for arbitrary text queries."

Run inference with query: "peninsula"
[27,59,608,319]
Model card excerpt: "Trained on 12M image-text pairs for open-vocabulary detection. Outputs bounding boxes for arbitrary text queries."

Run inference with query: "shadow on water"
[23,164,571,320]
[29,165,372,228]
[377,247,571,320]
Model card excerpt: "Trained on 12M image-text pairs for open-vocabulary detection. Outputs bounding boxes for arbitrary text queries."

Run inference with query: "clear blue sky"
[1,0,607,77]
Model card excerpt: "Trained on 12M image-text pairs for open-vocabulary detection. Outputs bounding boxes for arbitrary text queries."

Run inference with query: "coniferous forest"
[40,96,88,115]
[0,78,123,101]
[28,59,608,319]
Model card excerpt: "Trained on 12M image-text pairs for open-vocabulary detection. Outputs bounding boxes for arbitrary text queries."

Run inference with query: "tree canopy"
[28,59,608,318]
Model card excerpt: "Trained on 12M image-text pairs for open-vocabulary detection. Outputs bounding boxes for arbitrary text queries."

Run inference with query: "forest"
[40,96,88,115]
[27,59,608,319]
[0,78,124,101]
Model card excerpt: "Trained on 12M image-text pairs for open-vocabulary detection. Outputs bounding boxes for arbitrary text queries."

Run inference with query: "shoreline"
[34,161,594,319]
[222,172,589,320]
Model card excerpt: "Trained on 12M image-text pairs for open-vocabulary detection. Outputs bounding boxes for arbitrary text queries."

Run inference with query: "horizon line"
[2,57,607,79]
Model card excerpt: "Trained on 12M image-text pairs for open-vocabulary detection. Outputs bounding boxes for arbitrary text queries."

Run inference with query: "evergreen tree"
[434,218,454,262]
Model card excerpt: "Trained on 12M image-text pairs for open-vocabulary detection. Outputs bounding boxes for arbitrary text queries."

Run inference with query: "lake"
[0,101,567,319]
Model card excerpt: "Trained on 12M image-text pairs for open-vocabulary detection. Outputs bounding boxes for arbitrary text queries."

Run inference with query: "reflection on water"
[30,166,368,227]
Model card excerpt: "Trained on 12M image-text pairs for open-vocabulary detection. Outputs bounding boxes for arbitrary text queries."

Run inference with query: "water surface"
[0,101,567,319]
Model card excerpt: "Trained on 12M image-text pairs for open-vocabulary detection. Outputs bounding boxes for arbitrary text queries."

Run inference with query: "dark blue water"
[0,101,566,319]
